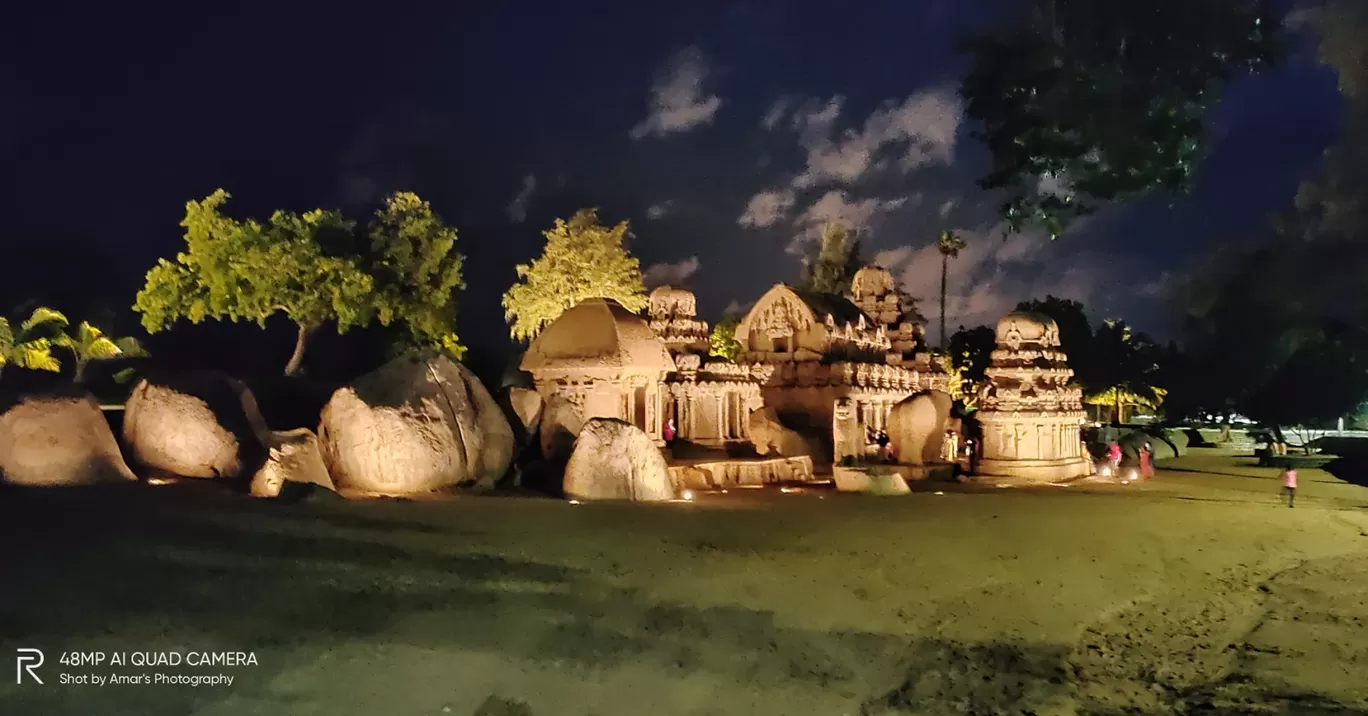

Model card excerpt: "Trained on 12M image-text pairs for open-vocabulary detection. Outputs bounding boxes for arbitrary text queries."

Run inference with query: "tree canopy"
[960,0,1277,237]
[134,189,464,375]
[709,315,742,362]
[947,324,996,408]
[502,208,647,342]
[799,223,861,295]
[0,307,70,377]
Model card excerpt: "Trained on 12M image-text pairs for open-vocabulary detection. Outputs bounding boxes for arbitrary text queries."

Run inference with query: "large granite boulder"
[0,390,137,486]
[538,394,585,464]
[887,390,953,465]
[122,372,265,479]
[749,407,813,458]
[250,428,336,498]
[507,387,543,434]
[563,418,675,501]
[1120,431,1176,461]
[1163,428,1190,455]
[318,355,515,495]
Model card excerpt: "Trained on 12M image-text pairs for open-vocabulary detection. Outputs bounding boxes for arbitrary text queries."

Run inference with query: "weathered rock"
[318,355,515,495]
[1121,431,1176,461]
[538,394,585,464]
[1164,428,1190,455]
[563,418,675,501]
[250,428,335,498]
[0,390,137,486]
[887,391,953,465]
[507,387,543,433]
[122,373,265,479]
[749,407,813,458]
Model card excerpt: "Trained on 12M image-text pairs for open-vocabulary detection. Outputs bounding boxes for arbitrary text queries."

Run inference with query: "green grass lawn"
[1,449,1366,716]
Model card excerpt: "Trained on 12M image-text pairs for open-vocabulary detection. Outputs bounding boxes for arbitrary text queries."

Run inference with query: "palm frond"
[11,340,61,372]
[20,307,69,335]
[0,317,12,352]
[84,336,123,360]
[114,336,148,358]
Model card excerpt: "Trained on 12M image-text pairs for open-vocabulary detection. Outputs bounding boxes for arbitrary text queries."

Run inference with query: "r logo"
[15,649,43,684]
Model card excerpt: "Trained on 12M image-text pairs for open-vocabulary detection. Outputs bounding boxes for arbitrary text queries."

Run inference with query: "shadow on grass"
[1321,457,1368,490]
[1,485,1364,716]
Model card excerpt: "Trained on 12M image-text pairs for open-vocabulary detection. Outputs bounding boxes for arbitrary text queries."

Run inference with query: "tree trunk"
[284,324,314,377]
[1114,390,1122,425]
[74,358,88,384]
[939,253,948,352]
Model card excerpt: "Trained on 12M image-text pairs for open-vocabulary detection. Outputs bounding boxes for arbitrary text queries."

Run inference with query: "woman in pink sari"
[1139,443,1153,479]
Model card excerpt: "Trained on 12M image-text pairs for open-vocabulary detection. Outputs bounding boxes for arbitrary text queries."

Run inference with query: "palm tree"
[936,230,966,351]
[60,321,148,383]
[0,307,71,379]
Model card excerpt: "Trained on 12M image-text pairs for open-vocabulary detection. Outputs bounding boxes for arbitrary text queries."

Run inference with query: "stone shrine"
[520,298,676,447]
[734,279,947,465]
[975,311,1090,481]
[647,285,765,446]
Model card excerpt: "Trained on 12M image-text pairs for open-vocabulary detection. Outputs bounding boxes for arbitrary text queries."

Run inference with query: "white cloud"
[792,87,963,189]
[761,97,792,130]
[505,174,536,223]
[630,47,723,140]
[643,256,701,289]
[646,201,674,220]
[788,190,908,254]
[874,223,1103,345]
[723,299,754,317]
[738,188,796,228]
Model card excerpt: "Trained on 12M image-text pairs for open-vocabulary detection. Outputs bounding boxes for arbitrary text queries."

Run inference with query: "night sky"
[0,0,1343,362]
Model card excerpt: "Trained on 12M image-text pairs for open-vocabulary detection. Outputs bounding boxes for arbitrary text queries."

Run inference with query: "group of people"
[1103,440,1154,479]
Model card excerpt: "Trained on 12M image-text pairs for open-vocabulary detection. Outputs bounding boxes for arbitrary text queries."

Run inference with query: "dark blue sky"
[0,0,1343,358]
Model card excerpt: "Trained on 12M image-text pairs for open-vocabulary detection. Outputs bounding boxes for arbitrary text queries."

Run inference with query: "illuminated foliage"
[502,208,647,342]
[0,307,71,377]
[60,322,148,383]
[1088,319,1165,422]
[960,0,1277,237]
[708,315,742,362]
[799,223,860,295]
[134,190,466,375]
[365,192,467,359]
[135,190,375,376]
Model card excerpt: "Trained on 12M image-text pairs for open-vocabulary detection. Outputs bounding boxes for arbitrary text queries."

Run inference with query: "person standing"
[663,417,677,443]
[1281,467,1298,508]
[1107,441,1122,472]
[1139,443,1153,479]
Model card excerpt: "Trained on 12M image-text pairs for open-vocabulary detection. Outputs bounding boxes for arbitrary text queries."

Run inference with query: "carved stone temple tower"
[975,311,1091,481]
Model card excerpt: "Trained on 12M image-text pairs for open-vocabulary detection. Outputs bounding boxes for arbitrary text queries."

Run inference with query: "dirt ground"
[1,448,1366,716]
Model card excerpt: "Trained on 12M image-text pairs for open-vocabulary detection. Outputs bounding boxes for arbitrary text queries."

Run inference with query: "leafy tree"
[936,230,966,351]
[364,192,466,358]
[502,208,647,342]
[0,307,70,378]
[947,325,996,408]
[1088,319,1165,423]
[1015,295,1095,390]
[799,223,859,295]
[709,315,742,362]
[59,322,148,383]
[135,190,377,376]
[959,0,1277,237]
[1243,322,1368,450]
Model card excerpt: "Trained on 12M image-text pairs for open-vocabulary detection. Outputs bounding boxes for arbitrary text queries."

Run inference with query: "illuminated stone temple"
[647,286,765,446]
[734,272,948,464]
[975,311,1091,482]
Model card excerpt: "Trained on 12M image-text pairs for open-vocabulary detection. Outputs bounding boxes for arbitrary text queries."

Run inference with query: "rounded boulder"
[0,389,137,486]
[122,372,266,479]
[563,418,675,502]
[318,355,515,495]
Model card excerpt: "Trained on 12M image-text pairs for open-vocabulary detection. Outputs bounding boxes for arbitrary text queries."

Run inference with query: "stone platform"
[668,455,815,491]
[974,456,1091,482]
[832,462,956,494]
